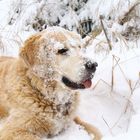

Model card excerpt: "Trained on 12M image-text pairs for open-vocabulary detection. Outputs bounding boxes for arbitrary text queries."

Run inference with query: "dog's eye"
[57,48,68,55]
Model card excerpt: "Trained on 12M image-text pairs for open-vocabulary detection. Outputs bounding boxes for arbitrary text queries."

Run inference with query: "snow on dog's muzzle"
[62,61,98,90]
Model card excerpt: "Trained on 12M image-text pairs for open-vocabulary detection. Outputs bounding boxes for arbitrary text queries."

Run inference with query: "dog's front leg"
[74,117,102,140]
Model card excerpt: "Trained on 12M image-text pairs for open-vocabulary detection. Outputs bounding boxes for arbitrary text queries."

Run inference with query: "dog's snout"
[85,61,98,72]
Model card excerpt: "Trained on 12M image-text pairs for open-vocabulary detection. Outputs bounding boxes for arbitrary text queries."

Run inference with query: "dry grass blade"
[102,116,114,136]
[113,55,129,85]
[124,78,140,113]
[92,79,111,91]
[111,55,120,91]
[119,2,140,25]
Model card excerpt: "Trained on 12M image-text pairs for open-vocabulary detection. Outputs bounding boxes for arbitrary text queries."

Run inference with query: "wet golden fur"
[0,27,81,140]
[0,27,102,140]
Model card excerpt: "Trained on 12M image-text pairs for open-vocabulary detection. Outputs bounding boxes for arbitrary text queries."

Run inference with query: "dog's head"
[20,27,98,90]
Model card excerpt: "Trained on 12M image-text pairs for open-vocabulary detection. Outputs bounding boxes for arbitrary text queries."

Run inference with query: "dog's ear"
[20,34,41,67]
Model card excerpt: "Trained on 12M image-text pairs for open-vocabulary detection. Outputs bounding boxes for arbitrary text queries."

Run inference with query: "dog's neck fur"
[17,57,79,110]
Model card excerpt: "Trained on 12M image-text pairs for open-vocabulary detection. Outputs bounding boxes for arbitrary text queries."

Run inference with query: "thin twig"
[92,79,111,91]
[111,56,115,91]
[99,15,112,50]
[102,116,114,136]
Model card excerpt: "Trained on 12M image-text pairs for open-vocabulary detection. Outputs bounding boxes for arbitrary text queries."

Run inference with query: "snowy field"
[0,0,140,140]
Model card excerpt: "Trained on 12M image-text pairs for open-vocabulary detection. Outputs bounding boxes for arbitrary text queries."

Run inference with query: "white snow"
[0,0,140,140]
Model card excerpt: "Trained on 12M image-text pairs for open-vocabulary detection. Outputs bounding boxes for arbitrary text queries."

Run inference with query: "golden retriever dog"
[0,27,101,140]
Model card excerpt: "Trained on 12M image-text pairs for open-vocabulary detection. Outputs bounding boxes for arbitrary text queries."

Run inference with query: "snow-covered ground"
[0,0,140,140]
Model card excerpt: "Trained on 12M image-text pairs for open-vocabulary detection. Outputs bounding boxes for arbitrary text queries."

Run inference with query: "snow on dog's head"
[20,27,98,90]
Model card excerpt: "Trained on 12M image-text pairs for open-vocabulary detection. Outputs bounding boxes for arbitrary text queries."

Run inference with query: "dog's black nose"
[85,61,98,72]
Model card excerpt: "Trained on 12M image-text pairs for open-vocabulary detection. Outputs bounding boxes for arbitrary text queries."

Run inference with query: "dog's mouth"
[62,76,92,90]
